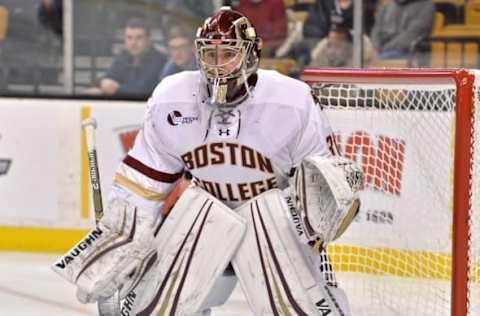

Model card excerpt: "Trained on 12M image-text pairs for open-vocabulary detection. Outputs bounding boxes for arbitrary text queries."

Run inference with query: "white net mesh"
[303,70,479,316]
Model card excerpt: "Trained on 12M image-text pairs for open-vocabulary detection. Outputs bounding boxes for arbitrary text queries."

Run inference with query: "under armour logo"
[218,128,231,136]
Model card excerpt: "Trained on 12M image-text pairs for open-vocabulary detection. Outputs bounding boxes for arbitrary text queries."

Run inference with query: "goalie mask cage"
[300,69,479,316]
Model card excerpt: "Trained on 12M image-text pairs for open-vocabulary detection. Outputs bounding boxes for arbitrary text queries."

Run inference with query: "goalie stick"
[82,118,104,223]
[81,117,120,316]
[81,118,192,315]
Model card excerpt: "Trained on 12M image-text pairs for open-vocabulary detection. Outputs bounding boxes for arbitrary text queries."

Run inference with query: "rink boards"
[0,98,145,251]
[0,98,459,281]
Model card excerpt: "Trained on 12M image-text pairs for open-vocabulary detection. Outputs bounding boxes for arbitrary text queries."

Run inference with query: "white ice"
[0,252,250,316]
[1,252,476,316]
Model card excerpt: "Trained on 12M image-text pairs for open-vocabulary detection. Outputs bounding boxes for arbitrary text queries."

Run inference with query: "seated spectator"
[309,12,374,68]
[295,0,375,67]
[274,8,304,59]
[85,17,167,97]
[2,0,61,86]
[371,0,435,60]
[232,0,287,57]
[300,0,343,64]
[37,0,63,37]
[140,0,214,30]
[159,25,196,81]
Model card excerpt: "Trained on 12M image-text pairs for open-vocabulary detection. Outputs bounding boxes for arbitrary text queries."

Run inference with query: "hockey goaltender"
[52,7,364,316]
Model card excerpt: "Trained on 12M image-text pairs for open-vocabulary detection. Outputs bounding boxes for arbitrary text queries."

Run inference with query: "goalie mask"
[195,7,262,106]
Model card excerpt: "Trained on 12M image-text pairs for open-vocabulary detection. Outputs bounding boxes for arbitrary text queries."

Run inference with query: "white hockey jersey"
[111,69,335,212]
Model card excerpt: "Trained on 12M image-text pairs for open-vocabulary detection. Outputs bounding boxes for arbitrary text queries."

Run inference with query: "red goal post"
[300,68,479,316]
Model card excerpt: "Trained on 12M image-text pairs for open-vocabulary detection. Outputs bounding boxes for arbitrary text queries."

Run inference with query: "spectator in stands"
[159,25,196,81]
[231,0,287,57]
[38,0,63,37]
[295,0,376,67]
[85,17,167,97]
[303,0,339,46]
[371,0,435,60]
[142,0,214,30]
[1,0,61,87]
[155,0,214,20]
[309,11,374,68]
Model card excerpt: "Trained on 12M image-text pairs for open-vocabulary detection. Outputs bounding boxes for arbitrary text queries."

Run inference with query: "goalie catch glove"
[52,198,160,304]
[287,155,364,251]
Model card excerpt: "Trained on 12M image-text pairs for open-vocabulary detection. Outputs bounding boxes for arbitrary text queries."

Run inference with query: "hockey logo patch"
[167,111,198,126]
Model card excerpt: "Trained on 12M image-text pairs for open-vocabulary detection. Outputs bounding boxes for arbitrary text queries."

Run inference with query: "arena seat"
[465,1,480,25]
[368,59,408,68]
[0,6,8,91]
[259,58,297,75]
[0,6,8,41]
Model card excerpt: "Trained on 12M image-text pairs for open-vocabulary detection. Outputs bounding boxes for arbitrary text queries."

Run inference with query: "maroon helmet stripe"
[123,155,183,183]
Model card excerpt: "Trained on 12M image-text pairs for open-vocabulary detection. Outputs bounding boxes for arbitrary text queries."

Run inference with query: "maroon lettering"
[181,152,195,169]
[266,177,277,190]
[181,142,274,173]
[250,180,266,196]
[242,146,256,169]
[194,145,208,168]
[225,143,239,165]
[226,182,239,202]
[238,182,250,201]
[257,152,273,174]
[210,143,225,165]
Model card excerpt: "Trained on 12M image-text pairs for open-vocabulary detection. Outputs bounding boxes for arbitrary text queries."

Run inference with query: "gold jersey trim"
[114,173,168,201]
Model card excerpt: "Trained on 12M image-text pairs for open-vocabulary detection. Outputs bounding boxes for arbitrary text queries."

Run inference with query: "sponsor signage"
[328,109,453,252]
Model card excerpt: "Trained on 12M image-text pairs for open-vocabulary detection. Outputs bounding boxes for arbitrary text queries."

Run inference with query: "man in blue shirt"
[159,25,196,81]
[86,17,167,97]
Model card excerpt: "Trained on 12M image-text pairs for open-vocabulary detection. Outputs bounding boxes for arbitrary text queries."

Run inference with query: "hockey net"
[301,69,479,316]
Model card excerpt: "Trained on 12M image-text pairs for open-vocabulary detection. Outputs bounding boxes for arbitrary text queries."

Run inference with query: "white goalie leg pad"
[232,189,350,316]
[120,186,246,316]
[293,155,363,248]
[51,198,158,303]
